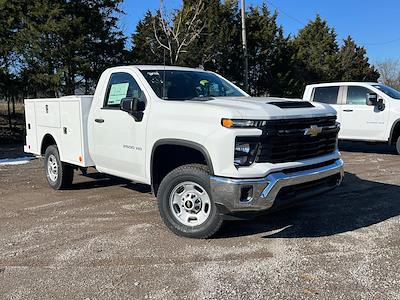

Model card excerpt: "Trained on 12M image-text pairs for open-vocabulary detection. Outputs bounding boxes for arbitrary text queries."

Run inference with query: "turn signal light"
[222,119,234,128]
[222,119,266,128]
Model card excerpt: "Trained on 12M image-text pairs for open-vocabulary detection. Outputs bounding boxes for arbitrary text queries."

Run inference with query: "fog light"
[240,186,253,203]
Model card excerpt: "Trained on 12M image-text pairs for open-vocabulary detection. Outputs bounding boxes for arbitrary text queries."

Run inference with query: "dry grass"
[0,101,25,116]
[0,101,25,145]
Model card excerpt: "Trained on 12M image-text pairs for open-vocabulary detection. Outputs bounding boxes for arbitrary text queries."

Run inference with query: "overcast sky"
[120,0,400,63]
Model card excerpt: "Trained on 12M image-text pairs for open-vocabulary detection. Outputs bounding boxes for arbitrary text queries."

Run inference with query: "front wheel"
[396,136,400,155]
[44,145,74,190]
[157,164,223,239]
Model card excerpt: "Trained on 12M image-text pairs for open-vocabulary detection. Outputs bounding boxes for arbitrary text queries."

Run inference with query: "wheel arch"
[150,139,214,195]
[40,133,58,155]
[389,119,400,145]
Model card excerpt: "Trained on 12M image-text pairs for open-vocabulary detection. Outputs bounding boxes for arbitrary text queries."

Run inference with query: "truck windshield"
[140,70,245,100]
[372,84,400,100]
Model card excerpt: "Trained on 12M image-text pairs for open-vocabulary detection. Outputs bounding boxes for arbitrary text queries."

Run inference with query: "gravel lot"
[1,142,400,299]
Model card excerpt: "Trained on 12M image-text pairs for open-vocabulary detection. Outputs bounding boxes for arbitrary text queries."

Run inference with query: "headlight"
[222,118,266,128]
[234,139,259,167]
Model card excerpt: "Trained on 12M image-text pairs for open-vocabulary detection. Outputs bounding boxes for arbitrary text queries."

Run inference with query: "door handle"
[343,109,353,112]
[95,118,104,123]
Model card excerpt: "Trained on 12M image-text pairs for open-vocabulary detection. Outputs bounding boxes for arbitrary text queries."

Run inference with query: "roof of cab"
[307,82,379,88]
[104,65,209,73]
[134,65,207,72]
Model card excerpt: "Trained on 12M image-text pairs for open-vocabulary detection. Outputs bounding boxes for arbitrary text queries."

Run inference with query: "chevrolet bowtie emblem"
[304,125,322,137]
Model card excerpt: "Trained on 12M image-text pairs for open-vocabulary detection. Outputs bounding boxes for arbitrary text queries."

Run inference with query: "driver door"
[90,71,148,181]
[339,86,389,141]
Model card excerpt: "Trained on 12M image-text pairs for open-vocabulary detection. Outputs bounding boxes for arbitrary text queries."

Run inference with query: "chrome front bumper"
[210,159,344,213]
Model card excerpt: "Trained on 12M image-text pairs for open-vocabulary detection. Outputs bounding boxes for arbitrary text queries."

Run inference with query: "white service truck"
[25,65,344,238]
[303,82,400,154]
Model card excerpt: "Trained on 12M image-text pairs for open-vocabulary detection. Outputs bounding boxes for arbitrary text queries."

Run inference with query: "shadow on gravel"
[69,171,152,193]
[339,141,396,155]
[0,143,26,159]
[217,172,400,239]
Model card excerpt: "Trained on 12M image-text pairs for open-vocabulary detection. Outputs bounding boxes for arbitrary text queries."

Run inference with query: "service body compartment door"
[35,101,61,128]
[60,100,84,165]
[24,101,38,153]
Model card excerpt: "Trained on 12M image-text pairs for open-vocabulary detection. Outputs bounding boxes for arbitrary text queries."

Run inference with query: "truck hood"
[203,96,337,119]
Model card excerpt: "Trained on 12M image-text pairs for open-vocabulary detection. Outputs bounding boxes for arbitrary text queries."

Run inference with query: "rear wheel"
[157,164,223,239]
[44,145,74,190]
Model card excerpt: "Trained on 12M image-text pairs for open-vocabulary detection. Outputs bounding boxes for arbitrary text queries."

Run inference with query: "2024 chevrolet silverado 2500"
[303,82,400,154]
[25,65,344,238]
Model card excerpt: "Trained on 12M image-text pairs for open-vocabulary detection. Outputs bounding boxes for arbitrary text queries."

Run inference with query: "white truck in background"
[25,65,343,238]
[303,82,400,154]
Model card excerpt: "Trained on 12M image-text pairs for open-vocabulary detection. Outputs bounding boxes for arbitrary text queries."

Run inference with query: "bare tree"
[376,58,400,90]
[153,0,205,65]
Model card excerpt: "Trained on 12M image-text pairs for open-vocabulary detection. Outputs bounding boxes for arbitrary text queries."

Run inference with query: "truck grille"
[256,116,339,163]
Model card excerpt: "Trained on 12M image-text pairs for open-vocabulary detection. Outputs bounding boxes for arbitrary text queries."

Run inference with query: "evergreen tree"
[75,0,127,94]
[293,15,339,84]
[1,1,382,100]
[16,0,65,97]
[9,0,126,96]
[338,36,379,82]
[130,1,244,85]
[180,0,243,84]
[246,4,295,96]
[130,11,165,65]
[0,0,22,99]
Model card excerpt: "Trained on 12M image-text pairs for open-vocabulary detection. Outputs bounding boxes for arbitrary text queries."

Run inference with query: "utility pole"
[241,0,249,92]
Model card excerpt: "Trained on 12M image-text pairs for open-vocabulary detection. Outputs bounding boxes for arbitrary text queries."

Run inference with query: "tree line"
[0,0,381,103]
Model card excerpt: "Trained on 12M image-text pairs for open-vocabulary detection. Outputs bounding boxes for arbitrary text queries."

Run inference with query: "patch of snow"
[0,156,36,166]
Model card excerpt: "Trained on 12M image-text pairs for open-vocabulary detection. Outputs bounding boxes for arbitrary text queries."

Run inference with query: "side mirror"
[366,93,378,106]
[120,96,146,121]
[120,97,134,113]
[377,99,385,111]
[366,93,385,111]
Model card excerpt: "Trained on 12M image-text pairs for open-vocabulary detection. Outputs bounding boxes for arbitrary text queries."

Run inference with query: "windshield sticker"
[108,82,129,105]
[200,79,209,86]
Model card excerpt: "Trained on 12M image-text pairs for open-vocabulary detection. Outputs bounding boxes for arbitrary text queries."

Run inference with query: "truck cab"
[25,65,344,238]
[303,82,400,154]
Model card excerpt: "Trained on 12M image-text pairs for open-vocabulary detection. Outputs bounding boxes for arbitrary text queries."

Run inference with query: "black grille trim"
[256,116,339,163]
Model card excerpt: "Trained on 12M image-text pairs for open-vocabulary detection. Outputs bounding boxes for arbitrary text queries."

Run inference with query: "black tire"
[157,164,223,239]
[396,136,400,155]
[44,145,74,190]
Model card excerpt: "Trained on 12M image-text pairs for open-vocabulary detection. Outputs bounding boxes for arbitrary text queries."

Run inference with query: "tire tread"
[157,164,223,239]
[44,145,74,190]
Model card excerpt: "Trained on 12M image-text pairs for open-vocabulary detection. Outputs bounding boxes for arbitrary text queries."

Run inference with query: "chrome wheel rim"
[169,181,211,227]
[47,154,58,182]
